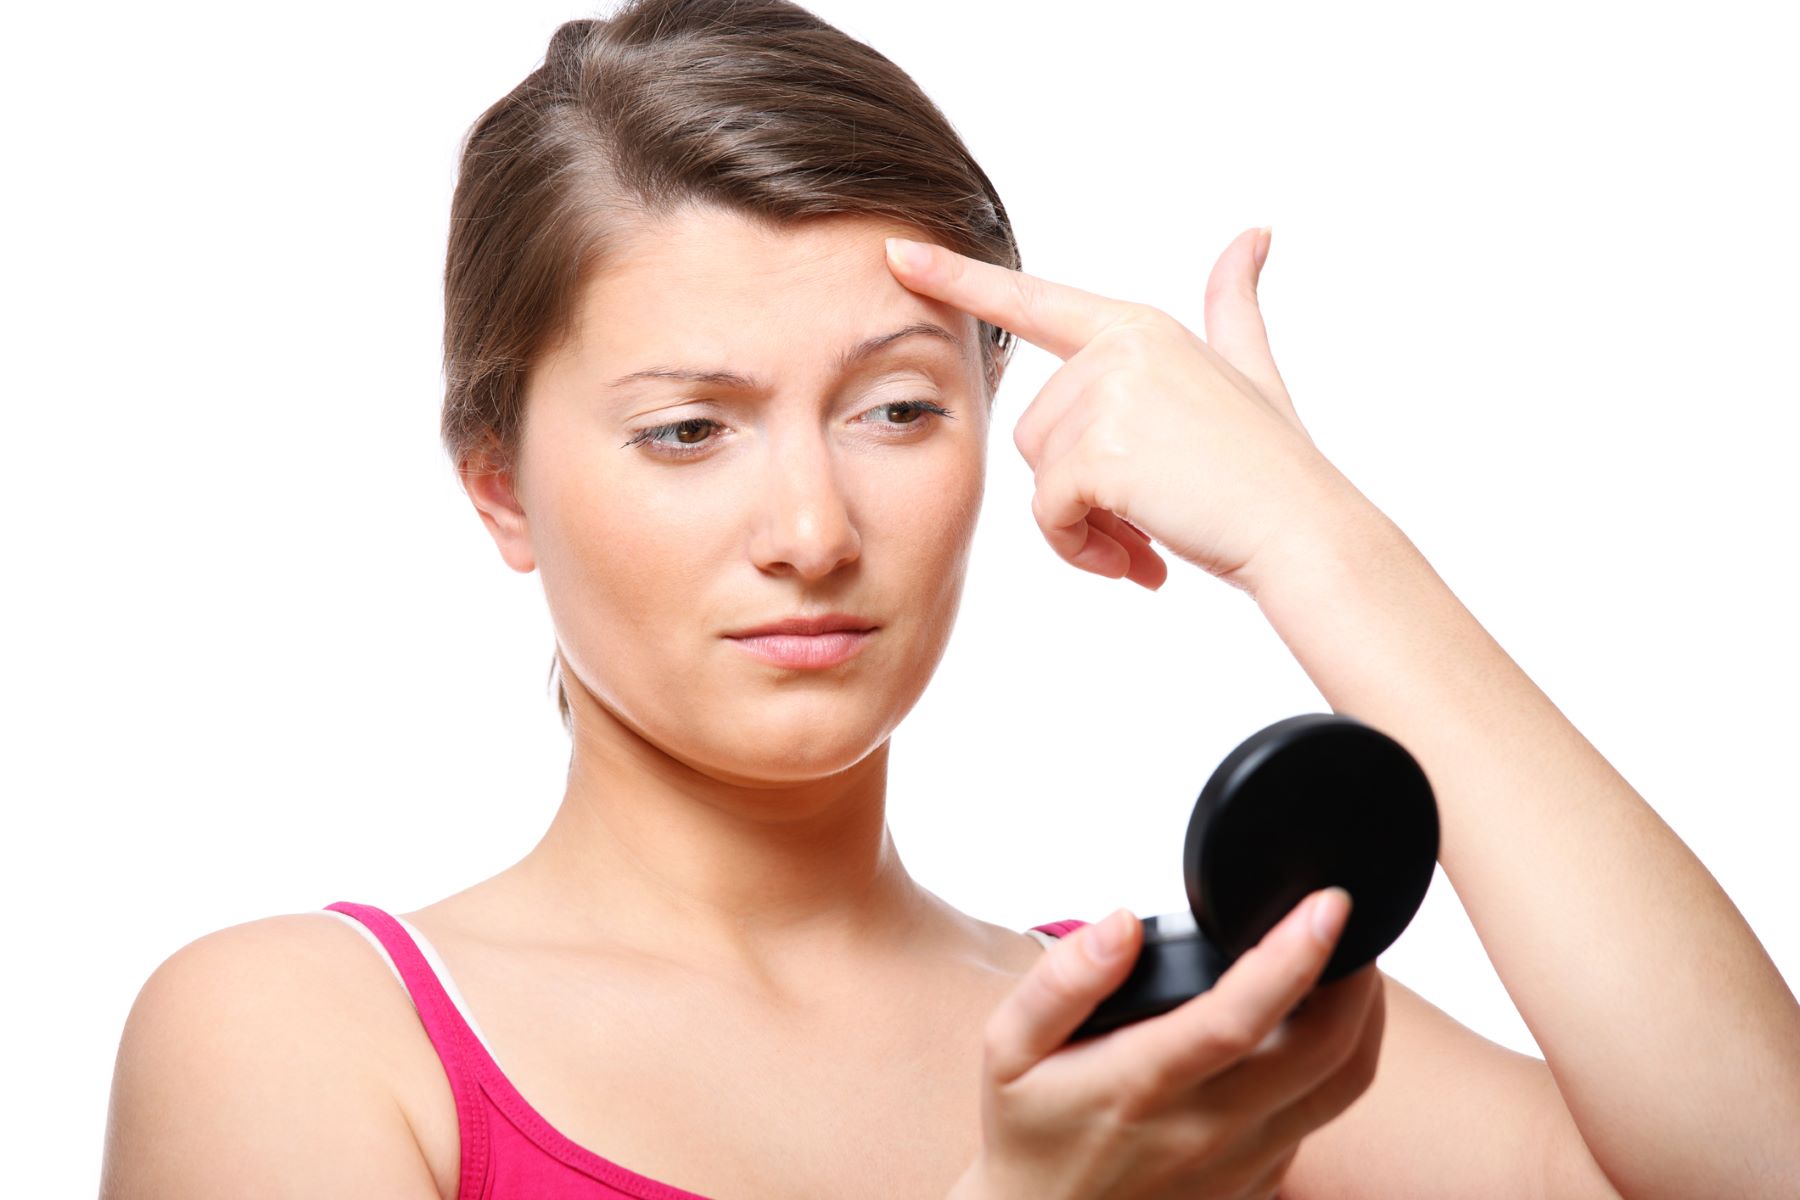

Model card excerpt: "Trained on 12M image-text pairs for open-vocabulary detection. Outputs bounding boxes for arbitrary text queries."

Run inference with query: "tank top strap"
[323,901,491,1196]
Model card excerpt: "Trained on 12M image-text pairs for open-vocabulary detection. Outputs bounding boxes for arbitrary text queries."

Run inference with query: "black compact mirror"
[1070,713,1440,1042]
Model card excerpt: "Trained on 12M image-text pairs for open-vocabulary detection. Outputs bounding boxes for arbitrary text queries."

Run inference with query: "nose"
[748,423,861,580]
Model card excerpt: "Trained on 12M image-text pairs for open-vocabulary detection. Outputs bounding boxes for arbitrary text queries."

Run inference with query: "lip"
[723,612,878,638]
[726,628,875,669]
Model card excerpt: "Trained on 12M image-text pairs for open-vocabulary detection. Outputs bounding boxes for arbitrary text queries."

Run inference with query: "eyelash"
[622,399,956,459]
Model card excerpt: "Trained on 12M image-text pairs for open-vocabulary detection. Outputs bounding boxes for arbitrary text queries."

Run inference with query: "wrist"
[1237,462,1405,604]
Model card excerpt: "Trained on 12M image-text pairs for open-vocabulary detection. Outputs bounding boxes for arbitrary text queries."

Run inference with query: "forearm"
[1246,482,1800,1199]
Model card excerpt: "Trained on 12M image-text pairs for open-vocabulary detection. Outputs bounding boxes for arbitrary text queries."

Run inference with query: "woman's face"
[478,204,993,785]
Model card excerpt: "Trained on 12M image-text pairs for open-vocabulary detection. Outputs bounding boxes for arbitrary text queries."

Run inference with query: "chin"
[700,722,891,785]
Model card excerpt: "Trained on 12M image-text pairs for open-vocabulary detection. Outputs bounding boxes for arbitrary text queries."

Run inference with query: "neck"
[508,686,945,989]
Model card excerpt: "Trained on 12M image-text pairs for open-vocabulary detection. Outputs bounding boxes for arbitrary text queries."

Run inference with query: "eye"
[859,398,954,429]
[623,399,955,459]
[622,416,723,456]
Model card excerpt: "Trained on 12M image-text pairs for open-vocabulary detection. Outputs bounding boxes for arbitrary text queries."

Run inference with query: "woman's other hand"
[884,229,1376,598]
[948,893,1384,1200]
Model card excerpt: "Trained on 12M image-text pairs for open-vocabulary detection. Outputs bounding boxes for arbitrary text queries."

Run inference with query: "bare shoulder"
[100,913,445,1200]
[1279,969,1620,1200]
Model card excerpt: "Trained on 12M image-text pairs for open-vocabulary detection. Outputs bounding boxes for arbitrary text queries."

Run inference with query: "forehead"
[561,206,980,384]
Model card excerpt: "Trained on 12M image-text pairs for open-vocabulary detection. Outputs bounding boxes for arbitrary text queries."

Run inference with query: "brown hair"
[440,0,1022,733]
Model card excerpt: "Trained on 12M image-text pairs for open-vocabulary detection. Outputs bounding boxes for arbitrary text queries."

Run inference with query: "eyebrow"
[604,321,966,392]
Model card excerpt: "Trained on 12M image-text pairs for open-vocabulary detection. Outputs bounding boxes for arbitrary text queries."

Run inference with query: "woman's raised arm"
[1242,497,1800,1200]
[886,227,1800,1199]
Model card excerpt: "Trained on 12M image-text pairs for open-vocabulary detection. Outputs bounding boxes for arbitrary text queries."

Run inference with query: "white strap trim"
[328,910,1069,1056]
[321,910,502,1065]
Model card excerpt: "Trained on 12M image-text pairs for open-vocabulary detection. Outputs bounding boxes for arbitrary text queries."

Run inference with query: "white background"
[7,0,1796,1191]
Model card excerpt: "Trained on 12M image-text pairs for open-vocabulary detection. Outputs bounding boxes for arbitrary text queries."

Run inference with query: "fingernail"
[1253,225,1272,275]
[1090,907,1134,960]
[1309,887,1351,945]
[886,236,930,273]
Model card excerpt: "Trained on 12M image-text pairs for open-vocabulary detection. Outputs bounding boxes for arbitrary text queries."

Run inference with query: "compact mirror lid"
[1183,713,1439,984]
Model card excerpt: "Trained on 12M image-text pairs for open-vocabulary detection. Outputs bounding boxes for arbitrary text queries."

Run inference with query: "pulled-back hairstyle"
[441,0,1022,733]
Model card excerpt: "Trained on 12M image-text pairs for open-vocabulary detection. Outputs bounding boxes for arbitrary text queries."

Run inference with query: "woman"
[100,1,1800,1197]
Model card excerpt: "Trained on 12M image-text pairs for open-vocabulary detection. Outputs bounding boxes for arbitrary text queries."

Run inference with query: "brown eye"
[625,416,724,456]
[860,398,952,431]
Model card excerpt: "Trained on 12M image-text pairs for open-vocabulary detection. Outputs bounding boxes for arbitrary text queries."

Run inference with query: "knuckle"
[1079,413,1133,466]
[1121,300,1168,328]
[1010,268,1044,316]
[1123,1045,1189,1104]
[1089,364,1136,406]
[1174,1119,1265,1188]
[941,248,966,284]
[1101,319,1159,359]
[1075,442,1130,521]
[1203,1010,1264,1059]
[1111,1026,1198,1109]
[1110,1065,1165,1122]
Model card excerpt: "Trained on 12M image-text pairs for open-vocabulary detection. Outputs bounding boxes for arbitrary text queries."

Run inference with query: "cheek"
[863,439,986,594]
[921,434,986,543]
[536,465,721,649]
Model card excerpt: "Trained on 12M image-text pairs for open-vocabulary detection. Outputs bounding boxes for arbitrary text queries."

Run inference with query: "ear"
[459,441,536,574]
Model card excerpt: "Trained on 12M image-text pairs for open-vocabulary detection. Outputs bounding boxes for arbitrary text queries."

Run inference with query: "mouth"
[723,612,878,638]
[723,628,877,669]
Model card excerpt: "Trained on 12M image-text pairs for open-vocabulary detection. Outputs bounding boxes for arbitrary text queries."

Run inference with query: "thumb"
[983,908,1142,1085]
[1201,226,1300,427]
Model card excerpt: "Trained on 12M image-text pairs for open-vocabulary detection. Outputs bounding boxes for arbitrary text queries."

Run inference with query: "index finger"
[883,236,1139,362]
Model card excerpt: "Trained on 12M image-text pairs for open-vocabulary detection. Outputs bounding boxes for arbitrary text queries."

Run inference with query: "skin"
[98,205,1044,1200]
[452,203,1031,994]
[881,232,1800,1199]
[98,205,1800,1200]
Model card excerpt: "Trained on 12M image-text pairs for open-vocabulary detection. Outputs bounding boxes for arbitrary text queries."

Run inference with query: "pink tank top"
[324,900,1089,1199]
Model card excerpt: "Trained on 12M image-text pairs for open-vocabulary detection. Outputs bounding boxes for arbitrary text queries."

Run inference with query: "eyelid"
[624,396,951,455]
[635,390,940,430]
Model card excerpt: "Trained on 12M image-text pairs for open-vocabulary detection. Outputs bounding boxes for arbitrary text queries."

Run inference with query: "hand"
[884,228,1371,597]
[948,893,1384,1200]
